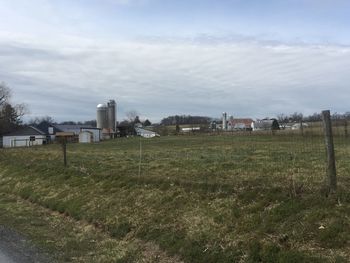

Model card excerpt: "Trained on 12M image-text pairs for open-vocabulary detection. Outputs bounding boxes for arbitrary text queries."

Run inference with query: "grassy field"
[0,134,349,262]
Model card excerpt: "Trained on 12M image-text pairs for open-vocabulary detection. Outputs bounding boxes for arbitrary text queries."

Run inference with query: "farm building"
[253,119,280,131]
[80,128,101,142]
[33,123,101,143]
[79,131,93,143]
[181,127,201,132]
[34,121,62,141]
[228,118,254,131]
[53,125,101,142]
[135,128,159,138]
[96,100,117,138]
[55,132,76,143]
[1,126,47,148]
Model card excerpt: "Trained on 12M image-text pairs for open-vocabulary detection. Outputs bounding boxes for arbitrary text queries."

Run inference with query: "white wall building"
[135,128,159,138]
[81,128,101,142]
[2,126,47,148]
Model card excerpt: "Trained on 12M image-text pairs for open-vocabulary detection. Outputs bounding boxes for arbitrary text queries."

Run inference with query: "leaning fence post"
[321,110,337,194]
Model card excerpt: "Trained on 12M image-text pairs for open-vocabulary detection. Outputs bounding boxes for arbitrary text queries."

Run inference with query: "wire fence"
[128,120,349,196]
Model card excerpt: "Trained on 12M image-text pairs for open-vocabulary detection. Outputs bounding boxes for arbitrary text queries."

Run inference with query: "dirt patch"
[137,241,184,263]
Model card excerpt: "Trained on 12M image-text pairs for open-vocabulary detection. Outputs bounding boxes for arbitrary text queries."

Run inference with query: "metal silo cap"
[97,104,107,109]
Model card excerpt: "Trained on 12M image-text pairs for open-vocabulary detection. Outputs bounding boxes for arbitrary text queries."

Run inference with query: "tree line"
[160,115,211,126]
[277,112,350,126]
[28,117,97,127]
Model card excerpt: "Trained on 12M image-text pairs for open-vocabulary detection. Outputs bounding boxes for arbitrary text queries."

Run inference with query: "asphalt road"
[0,249,16,263]
[0,226,52,263]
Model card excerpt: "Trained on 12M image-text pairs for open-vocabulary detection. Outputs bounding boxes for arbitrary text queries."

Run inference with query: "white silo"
[97,104,108,129]
[222,112,227,130]
[107,100,116,132]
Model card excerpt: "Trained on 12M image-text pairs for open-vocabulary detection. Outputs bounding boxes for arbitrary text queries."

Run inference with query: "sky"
[0,0,350,122]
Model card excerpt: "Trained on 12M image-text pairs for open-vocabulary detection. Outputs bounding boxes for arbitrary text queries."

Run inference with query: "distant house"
[2,126,47,148]
[135,127,159,138]
[228,118,254,131]
[253,119,280,131]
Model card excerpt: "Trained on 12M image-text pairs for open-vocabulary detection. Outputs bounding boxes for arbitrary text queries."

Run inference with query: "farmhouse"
[1,126,47,148]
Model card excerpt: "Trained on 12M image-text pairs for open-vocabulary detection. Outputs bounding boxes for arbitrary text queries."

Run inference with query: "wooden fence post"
[60,137,67,167]
[344,120,348,138]
[321,110,337,194]
[300,120,304,136]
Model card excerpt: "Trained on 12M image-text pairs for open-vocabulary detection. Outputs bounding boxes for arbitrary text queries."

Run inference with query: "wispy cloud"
[1,34,349,122]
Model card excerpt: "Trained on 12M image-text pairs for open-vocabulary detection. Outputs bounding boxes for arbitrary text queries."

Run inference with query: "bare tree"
[290,112,303,122]
[277,114,289,129]
[28,116,54,126]
[0,83,28,134]
[125,110,139,122]
[0,82,11,108]
[14,103,29,118]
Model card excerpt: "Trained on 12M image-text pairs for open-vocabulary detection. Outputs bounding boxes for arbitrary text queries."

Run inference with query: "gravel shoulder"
[0,225,52,263]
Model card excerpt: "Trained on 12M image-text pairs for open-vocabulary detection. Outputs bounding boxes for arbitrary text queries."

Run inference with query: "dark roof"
[53,124,95,131]
[35,121,59,135]
[3,126,45,136]
[51,124,96,134]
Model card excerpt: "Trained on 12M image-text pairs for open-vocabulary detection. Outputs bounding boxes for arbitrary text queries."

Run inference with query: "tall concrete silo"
[107,100,116,132]
[97,104,108,129]
[222,112,227,130]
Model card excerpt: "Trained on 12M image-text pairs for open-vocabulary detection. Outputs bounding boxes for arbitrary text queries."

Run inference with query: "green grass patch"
[0,134,349,262]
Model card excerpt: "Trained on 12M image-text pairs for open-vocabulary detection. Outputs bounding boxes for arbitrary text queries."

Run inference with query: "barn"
[2,126,47,148]
[228,118,254,131]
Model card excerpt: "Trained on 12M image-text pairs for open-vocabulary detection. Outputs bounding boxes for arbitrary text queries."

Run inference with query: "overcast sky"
[1,0,350,122]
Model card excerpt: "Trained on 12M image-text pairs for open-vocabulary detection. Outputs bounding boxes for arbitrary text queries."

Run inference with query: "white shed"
[81,128,101,142]
[79,131,93,143]
[2,126,47,148]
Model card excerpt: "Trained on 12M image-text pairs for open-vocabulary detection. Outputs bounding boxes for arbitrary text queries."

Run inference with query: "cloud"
[0,35,349,122]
